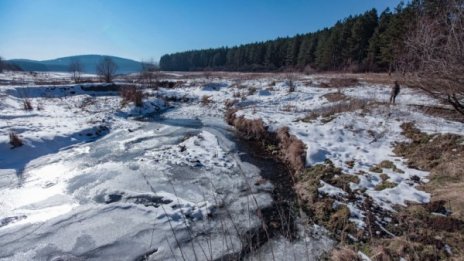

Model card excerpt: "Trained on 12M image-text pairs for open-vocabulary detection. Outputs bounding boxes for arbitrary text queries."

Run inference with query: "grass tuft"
[23,99,33,111]
[200,95,212,106]
[9,132,23,148]
[120,86,143,107]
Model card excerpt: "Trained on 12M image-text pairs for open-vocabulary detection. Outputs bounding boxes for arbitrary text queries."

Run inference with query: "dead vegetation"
[330,246,362,261]
[301,98,370,123]
[350,122,464,259]
[318,77,359,88]
[369,160,404,174]
[120,86,143,107]
[224,99,238,109]
[379,204,464,260]
[294,160,362,242]
[225,109,306,172]
[281,104,296,112]
[223,87,463,259]
[23,99,33,111]
[155,80,184,89]
[394,122,464,220]
[247,86,257,95]
[410,104,464,123]
[9,131,23,148]
[200,95,212,106]
[225,109,268,140]
[322,92,347,102]
[401,0,464,115]
[374,180,397,191]
[276,127,306,172]
[287,80,296,93]
[322,122,464,260]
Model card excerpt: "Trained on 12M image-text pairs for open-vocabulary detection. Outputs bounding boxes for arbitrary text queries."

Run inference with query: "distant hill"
[7,55,143,74]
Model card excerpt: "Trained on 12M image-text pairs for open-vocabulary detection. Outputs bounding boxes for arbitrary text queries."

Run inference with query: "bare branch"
[97,56,118,83]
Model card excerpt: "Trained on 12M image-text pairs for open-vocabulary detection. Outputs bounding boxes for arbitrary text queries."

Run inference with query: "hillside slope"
[8,55,143,74]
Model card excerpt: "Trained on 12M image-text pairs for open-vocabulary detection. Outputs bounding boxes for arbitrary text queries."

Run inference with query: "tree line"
[159,2,416,73]
[0,57,22,72]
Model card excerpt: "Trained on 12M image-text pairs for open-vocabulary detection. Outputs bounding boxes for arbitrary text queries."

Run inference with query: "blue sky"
[0,0,404,61]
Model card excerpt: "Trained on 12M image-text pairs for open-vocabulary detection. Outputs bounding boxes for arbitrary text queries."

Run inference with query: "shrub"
[200,95,212,106]
[288,80,296,93]
[319,77,359,88]
[276,127,306,171]
[247,87,257,95]
[224,99,238,108]
[36,102,43,111]
[120,86,143,107]
[302,98,369,122]
[23,99,33,111]
[9,132,23,148]
[225,109,268,140]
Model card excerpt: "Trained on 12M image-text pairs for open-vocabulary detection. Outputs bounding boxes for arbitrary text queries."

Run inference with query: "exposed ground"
[0,71,462,260]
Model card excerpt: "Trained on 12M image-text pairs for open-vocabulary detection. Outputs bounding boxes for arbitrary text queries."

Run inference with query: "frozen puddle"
[0,116,332,260]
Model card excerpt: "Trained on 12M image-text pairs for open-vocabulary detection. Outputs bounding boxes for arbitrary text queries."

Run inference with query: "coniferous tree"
[158,4,417,73]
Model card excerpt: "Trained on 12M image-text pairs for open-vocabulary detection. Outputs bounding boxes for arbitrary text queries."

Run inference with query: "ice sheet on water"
[0,105,275,260]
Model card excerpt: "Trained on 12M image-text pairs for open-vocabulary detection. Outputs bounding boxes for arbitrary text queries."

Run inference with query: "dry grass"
[369,160,404,174]
[374,180,397,191]
[200,95,212,106]
[226,109,306,172]
[120,86,143,107]
[23,99,33,111]
[225,109,268,140]
[295,163,341,205]
[281,104,296,112]
[328,205,351,232]
[363,122,464,259]
[322,92,348,102]
[330,174,360,192]
[400,121,464,193]
[155,80,184,89]
[315,73,394,85]
[381,205,464,260]
[9,132,23,148]
[233,91,242,98]
[276,127,306,172]
[319,77,359,88]
[321,122,464,260]
[247,87,257,95]
[301,98,370,123]
[330,246,362,261]
[287,80,296,93]
[224,99,238,109]
[410,105,464,123]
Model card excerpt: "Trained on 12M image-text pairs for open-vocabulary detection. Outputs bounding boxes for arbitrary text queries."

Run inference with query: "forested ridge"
[160,2,418,72]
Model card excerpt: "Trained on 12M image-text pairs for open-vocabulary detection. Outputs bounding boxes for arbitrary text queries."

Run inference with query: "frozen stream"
[0,111,332,260]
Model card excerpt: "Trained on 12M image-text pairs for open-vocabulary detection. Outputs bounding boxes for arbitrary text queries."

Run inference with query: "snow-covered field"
[0,71,462,260]
[155,74,463,230]
[0,72,334,260]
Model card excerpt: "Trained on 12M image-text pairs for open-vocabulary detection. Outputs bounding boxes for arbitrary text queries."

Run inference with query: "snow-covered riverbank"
[1,71,462,260]
[0,73,334,260]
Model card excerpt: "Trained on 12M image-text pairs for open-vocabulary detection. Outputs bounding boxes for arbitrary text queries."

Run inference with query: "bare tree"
[139,59,159,88]
[402,0,464,114]
[97,56,118,83]
[69,59,82,83]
